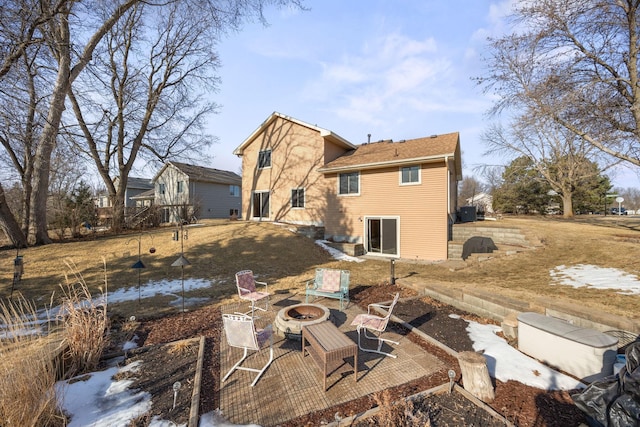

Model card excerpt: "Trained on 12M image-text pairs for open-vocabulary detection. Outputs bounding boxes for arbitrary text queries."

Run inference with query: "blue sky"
[203,0,639,188]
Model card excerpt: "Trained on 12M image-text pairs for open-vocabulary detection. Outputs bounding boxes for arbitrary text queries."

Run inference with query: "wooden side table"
[302,321,358,391]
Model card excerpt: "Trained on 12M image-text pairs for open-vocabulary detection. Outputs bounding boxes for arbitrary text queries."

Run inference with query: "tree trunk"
[457,351,495,403]
[562,193,574,218]
[0,182,28,248]
[111,194,126,232]
[30,11,72,245]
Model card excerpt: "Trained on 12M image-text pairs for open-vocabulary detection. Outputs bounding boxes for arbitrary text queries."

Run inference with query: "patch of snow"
[105,278,214,304]
[56,364,152,427]
[466,320,585,390]
[550,264,640,295]
[315,240,364,263]
[122,334,139,351]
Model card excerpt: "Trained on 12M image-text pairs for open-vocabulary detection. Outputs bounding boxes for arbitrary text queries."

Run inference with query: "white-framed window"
[400,165,420,185]
[338,171,360,195]
[177,181,184,193]
[159,183,166,195]
[291,188,305,208]
[230,185,240,197]
[258,149,272,169]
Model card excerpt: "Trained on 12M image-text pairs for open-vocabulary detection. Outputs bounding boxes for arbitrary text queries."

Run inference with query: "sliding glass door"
[252,191,270,219]
[366,217,398,256]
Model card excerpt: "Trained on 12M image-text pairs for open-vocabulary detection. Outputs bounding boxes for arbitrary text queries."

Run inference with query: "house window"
[177,181,184,193]
[159,183,165,195]
[230,185,240,197]
[258,149,272,169]
[291,188,305,208]
[339,172,359,195]
[400,165,420,184]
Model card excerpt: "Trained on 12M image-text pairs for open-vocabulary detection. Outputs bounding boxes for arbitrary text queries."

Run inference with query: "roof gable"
[233,111,356,155]
[319,133,461,174]
[154,161,241,185]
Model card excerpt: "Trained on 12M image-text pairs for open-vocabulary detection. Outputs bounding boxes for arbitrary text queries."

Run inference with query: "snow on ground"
[105,278,215,304]
[315,240,365,262]
[466,321,586,390]
[550,264,640,294]
[56,361,153,427]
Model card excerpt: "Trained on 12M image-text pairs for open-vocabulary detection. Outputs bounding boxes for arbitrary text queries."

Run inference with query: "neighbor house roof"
[129,188,155,200]
[318,132,462,178]
[153,161,241,185]
[233,111,357,156]
[113,176,153,190]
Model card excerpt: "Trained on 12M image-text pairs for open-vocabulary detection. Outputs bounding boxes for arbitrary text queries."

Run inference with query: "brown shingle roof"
[318,132,460,172]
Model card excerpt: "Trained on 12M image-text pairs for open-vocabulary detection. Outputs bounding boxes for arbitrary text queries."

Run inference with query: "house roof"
[129,188,155,200]
[113,176,153,190]
[318,132,462,177]
[153,161,241,185]
[233,111,357,156]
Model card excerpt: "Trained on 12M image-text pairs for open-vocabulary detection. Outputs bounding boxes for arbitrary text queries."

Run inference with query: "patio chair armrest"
[306,279,319,290]
[238,286,251,294]
[255,280,268,291]
[367,302,390,314]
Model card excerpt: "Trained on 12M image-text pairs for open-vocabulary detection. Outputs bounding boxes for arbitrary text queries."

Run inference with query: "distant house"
[95,176,153,208]
[153,161,241,223]
[466,192,494,214]
[233,112,462,261]
[95,176,153,225]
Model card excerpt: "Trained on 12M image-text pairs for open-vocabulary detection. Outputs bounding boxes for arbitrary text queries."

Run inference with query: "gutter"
[318,153,455,174]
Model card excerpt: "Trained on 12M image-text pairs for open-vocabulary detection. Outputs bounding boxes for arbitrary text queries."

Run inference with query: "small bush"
[58,260,110,376]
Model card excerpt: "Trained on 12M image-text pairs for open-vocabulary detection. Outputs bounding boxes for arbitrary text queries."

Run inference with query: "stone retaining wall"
[399,280,640,338]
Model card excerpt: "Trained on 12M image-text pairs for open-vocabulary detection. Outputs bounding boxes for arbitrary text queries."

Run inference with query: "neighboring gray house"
[95,176,154,208]
[153,161,241,223]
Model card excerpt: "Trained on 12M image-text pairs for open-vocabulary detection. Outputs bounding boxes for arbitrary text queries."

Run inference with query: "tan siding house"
[234,112,462,261]
[233,112,356,225]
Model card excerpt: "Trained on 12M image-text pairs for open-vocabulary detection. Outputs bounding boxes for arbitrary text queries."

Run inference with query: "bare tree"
[66,1,219,231]
[479,0,640,170]
[458,176,486,208]
[0,0,304,245]
[483,116,612,218]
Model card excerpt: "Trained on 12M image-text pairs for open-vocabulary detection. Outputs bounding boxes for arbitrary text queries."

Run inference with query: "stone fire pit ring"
[274,303,330,338]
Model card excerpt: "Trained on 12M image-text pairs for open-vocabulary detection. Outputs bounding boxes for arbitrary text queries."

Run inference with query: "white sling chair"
[350,292,400,358]
[222,313,274,386]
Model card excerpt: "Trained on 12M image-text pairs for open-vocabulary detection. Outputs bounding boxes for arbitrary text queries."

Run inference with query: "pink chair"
[222,313,273,386]
[235,270,270,316]
[350,293,400,358]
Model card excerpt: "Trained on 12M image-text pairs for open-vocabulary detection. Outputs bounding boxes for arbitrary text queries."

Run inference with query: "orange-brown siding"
[324,162,450,260]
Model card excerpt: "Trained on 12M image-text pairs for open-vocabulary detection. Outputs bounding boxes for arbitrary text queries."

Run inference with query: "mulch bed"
[107,284,587,426]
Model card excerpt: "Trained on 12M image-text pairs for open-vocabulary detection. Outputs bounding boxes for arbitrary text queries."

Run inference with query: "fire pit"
[274,303,330,339]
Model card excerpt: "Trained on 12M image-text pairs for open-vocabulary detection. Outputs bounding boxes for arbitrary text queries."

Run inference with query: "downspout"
[445,156,453,248]
[445,156,450,217]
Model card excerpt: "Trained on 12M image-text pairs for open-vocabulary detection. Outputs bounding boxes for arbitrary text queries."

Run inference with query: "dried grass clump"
[0,296,65,426]
[372,389,428,426]
[58,260,110,376]
[168,339,195,355]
